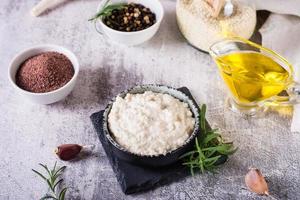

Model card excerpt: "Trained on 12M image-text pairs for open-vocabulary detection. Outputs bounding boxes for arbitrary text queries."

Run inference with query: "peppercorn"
[103,3,156,32]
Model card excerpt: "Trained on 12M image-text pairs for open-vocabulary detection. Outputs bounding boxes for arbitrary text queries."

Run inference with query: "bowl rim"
[96,0,164,35]
[102,84,200,158]
[8,44,80,96]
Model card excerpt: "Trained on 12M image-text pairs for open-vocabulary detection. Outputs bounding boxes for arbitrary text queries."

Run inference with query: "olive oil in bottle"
[215,52,290,103]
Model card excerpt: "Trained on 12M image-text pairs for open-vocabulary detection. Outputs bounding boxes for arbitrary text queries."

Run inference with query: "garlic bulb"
[176,0,256,51]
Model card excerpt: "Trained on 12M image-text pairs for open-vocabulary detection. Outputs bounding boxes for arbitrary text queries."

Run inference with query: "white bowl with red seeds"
[8,45,79,104]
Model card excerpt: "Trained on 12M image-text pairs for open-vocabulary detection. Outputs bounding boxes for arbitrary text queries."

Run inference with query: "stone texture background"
[0,0,299,199]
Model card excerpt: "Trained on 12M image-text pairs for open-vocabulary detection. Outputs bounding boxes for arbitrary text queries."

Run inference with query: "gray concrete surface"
[0,0,299,199]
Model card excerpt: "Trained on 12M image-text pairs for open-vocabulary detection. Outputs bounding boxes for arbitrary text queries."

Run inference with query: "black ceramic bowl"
[102,85,200,167]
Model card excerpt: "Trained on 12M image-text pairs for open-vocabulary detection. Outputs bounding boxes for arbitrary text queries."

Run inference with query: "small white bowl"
[8,45,79,105]
[95,0,164,45]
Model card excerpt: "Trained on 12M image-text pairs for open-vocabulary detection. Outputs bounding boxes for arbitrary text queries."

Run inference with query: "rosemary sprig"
[88,0,126,22]
[32,162,67,200]
[180,104,237,175]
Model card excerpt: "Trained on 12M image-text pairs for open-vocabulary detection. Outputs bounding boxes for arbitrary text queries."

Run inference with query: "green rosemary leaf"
[179,150,197,159]
[182,159,199,166]
[58,188,67,200]
[228,147,238,155]
[40,195,58,200]
[204,155,222,166]
[198,158,205,173]
[205,149,217,158]
[39,163,52,177]
[51,161,57,175]
[32,169,47,181]
[88,1,126,21]
[105,3,127,10]
[202,133,221,145]
[53,179,64,191]
[51,166,66,184]
[88,0,110,21]
[207,128,219,133]
[50,173,55,186]
[102,0,111,8]
[195,138,205,160]
[202,144,236,155]
[201,146,221,152]
[53,166,66,179]
[33,163,68,200]
[202,145,226,153]
[46,179,55,193]
[190,166,195,176]
[180,104,236,175]
[214,144,236,155]
[220,146,237,155]
[200,104,207,131]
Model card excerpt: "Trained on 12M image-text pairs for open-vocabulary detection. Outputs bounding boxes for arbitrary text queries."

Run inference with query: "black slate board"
[90,87,222,194]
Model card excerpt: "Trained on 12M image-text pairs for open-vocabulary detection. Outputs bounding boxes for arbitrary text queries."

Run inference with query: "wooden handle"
[31,0,66,17]
[205,0,226,18]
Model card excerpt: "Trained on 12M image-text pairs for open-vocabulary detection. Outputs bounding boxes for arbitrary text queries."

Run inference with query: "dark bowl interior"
[102,85,200,167]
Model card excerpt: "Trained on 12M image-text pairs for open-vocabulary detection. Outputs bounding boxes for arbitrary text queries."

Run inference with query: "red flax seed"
[16,52,74,93]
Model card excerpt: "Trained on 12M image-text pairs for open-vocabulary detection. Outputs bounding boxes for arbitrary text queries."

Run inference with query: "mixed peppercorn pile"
[103,3,156,32]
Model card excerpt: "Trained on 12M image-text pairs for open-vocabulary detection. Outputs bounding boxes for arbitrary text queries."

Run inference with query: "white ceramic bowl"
[95,0,164,45]
[8,45,79,104]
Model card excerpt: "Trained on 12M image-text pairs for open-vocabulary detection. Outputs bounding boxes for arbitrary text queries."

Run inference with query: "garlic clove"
[223,0,234,17]
[55,144,83,161]
[245,168,269,195]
